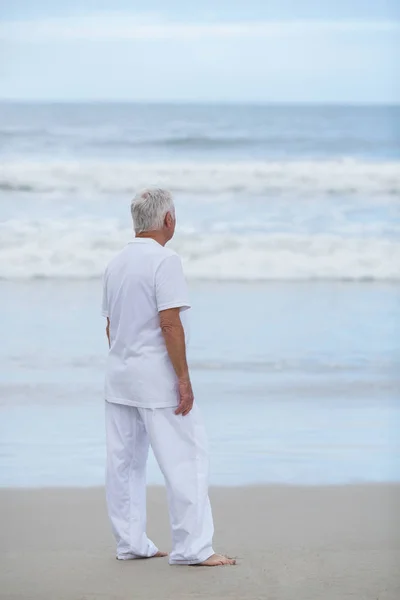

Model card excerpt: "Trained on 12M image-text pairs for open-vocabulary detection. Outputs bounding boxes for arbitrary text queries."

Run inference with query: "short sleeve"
[156,254,191,313]
[101,272,108,317]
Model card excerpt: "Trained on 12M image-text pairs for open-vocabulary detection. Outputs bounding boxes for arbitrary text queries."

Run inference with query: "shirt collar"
[128,238,158,244]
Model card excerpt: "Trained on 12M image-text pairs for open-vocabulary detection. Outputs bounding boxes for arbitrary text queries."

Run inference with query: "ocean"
[0,102,399,486]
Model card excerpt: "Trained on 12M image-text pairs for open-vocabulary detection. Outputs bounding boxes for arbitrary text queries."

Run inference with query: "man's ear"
[165,212,174,228]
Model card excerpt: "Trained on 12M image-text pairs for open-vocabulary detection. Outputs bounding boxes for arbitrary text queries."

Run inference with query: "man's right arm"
[106,317,110,348]
[159,308,194,416]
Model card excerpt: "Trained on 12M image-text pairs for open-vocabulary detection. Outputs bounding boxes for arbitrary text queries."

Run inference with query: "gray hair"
[131,188,175,234]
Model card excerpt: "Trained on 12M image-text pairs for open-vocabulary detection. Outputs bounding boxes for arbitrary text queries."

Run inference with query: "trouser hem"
[117,548,159,560]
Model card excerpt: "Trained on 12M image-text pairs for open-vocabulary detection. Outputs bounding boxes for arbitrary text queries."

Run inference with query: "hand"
[175,377,194,416]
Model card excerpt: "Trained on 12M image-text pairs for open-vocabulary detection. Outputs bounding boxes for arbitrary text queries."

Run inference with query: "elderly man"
[101,188,235,567]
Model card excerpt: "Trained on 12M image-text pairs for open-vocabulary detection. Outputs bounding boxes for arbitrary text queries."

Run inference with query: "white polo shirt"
[101,238,191,408]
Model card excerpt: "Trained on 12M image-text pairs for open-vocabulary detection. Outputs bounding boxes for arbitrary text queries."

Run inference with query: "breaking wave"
[1,159,399,198]
[1,219,399,281]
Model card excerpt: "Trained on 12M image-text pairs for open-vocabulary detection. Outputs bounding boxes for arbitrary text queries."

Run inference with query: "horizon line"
[1,99,399,108]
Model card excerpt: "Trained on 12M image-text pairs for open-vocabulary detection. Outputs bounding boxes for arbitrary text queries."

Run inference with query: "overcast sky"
[0,0,398,103]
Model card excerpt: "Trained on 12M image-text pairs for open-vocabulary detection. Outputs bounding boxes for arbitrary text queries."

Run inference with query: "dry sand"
[0,485,399,600]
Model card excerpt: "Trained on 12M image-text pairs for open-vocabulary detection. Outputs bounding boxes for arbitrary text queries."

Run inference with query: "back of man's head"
[131,188,175,234]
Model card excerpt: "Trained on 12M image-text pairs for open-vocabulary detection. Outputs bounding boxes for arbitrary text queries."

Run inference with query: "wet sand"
[1,485,399,600]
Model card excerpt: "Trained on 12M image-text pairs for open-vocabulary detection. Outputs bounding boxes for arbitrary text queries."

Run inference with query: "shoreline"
[2,481,400,489]
[1,484,399,599]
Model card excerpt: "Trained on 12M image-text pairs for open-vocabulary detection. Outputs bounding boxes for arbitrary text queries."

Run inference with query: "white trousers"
[105,400,215,564]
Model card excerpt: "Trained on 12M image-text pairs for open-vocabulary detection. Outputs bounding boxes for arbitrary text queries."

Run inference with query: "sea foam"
[1,219,399,281]
[1,159,399,198]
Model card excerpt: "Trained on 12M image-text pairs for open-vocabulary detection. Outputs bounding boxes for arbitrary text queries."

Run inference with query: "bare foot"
[194,553,236,567]
[152,551,168,558]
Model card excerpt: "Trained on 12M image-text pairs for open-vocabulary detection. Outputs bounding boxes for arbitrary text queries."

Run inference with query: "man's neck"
[135,231,166,246]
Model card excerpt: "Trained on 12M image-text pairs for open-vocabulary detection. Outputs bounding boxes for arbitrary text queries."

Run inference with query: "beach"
[1,485,399,600]
[1,102,399,598]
